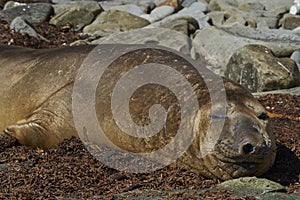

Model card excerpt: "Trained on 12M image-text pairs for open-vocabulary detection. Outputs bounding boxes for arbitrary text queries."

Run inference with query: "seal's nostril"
[243,143,255,154]
[258,112,269,120]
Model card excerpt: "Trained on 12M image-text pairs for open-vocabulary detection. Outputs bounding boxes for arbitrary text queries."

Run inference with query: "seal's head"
[193,80,276,180]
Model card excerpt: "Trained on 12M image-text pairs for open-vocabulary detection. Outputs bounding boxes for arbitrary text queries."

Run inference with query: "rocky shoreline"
[0,0,299,199]
[1,0,300,94]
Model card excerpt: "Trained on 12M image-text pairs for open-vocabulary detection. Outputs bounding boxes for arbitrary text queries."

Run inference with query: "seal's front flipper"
[4,84,77,149]
[4,110,59,149]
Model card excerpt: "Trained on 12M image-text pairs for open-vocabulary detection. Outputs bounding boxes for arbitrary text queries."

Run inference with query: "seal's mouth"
[215,154,263,170]
[203,151,273,180]
[219,157,261,170]
[214,154,266,176]
[236,162,259,170]
[212,136,273,169]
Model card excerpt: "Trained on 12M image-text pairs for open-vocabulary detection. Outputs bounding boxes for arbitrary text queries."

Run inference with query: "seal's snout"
[241,143,255,155]
[208,108,276,180]
[239,141,269,156]
[234,115,270,156]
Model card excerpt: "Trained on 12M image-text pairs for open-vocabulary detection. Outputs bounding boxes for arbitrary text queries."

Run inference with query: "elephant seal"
[0,44,276,180]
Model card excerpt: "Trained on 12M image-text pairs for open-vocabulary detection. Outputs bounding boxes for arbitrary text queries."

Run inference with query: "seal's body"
[0,45,93,148]
[0,45,276,180]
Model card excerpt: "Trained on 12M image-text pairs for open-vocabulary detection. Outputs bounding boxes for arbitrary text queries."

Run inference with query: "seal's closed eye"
[210,114,228,119]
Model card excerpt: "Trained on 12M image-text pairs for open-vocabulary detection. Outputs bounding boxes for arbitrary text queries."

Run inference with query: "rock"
[219,177,300,199]
[253,86,300,97]
[98,1,123,10]
[83,24,122,37]
[208,0,279,28]
[280,14,300,30]
[293,26,300,33]
[207,11,227,27]
[91,27,192,56]
[146,2,208,34]
[142,5,174,23]
[10,16,38,37]
[218,177,285,198]
[99,0,155,13]
[69,40,89,46]
[96,0,156,5]
[3,1,26,10]
[194,0,209,12]
[192,24,300,75]
[147,16,199,35]
[113,189,208,199]
[113,177,300,199]
[208,0,238,12]
[256,20,270,30]
[290,5,299,14]
[0,3,54,23]
[108,4,145,16]
[83,9,150,36]
[290,0,300,14]
[0,163,8,170]
[90,9,150,29]
[49,7,94,31]
[175,2,209,27]
[52,0,97,3]
[52,1,103,16]
[258,0,293,14]
[209,0,293,15]
[221,24,300,56]
[223,15,251,27]
[181,0,196,8]
[291,50,300,69]
[238,1,265,11]
[259,192,300,200]
[10,16,49,41]
[147,2,209,28]
[225,44,300,92]
[157,0,181,11]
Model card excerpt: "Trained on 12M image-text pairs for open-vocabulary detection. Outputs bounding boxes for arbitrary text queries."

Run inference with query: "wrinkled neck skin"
[181,80,276,180]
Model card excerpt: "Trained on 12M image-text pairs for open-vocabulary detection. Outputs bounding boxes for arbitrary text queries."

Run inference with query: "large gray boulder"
[225,44,300,92]
[219,177,300,199]
[0,3,54,23]
[146,2,209,32]
[253,86,300,97]
[83,9,150,36]
[52,1,103,16]
[208,0,293,16]
[146,16,199,35]
[141,5,175,23]
[91,27,192,56]
[280,14,300,30]
[109,177,300,199]
[49,7,94,30]
[107,4,146,16]
[192,24,300,75]
[208,0,280,28]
